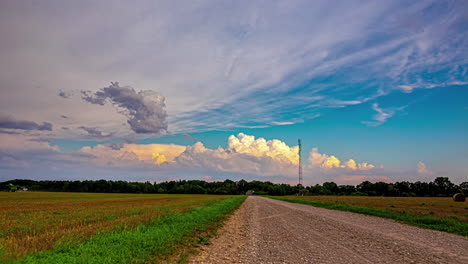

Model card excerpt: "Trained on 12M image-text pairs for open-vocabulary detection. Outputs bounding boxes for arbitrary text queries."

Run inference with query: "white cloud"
[1,132,466,184]
[78,133,298,178]
[417,161,433,175]
[271,121,295,126]
[308,148,375,170]
[398,81,468,93]
[363,103,406,126]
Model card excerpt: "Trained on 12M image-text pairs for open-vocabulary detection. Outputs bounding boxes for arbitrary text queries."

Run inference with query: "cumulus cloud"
[79,133,299,177]
[80,143,186,165]
[79,126,114,138]
[81,82,167,134]
[417,161,433,175]
[308,148,375,170]
[0,114,52,131]
[227,133,299,165]
[1,132,464,184]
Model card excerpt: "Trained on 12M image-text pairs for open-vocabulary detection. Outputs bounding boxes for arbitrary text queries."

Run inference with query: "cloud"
[79,133,298,177]
[183,133,199,142]
[417,161,433,175]
[398,81,468,93]
[0,114,52,131]
[363,103,406,126]
[308,148,375,170]
[58,90,72,98]
[80,143,186,165]
[398,85,416,93]
[1,1,466,134]
[81,82,167,134]
[271,121,295,126]
[227,133,299,165]
[79,126,114,138]
[0,132,465,184]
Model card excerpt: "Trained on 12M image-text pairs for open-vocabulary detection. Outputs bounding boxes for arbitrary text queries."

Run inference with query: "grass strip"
[266,196,468,237]
[10,196,246,264]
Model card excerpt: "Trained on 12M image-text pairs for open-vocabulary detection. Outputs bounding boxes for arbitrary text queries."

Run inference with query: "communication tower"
[298,139,303,186]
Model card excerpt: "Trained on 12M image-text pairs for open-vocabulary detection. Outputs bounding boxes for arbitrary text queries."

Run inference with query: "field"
[269,196,468,236]
[0,192,245,263]
[283,196,468,222]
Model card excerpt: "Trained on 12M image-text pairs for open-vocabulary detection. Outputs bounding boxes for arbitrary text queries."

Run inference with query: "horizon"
[1,1,467,185]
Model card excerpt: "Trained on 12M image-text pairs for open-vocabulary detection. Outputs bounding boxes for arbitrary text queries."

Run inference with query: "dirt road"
[189,196,468,264]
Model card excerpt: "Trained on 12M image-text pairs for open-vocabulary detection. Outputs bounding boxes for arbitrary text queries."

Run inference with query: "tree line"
[1,177,466,197]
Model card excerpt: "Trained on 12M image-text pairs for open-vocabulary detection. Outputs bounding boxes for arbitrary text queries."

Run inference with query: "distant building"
[245,190,255,195]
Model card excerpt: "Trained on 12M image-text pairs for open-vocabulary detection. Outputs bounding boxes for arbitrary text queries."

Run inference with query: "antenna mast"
[298,139,303,186]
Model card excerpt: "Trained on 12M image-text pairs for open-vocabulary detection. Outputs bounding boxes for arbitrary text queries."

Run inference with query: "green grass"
[9,196,246,264]
[266,196,468,236]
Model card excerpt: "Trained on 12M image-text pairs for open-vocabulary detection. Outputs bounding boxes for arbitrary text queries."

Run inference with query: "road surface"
[189,196,468,264]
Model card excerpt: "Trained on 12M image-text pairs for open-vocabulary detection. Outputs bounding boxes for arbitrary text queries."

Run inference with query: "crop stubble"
[0,192,232,260]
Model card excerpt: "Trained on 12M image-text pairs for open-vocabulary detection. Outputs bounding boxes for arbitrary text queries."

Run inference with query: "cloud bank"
[0,132,451,184]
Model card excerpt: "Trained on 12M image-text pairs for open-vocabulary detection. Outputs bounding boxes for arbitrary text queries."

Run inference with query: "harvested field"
[0,192,239,262]
[282,195,468,223]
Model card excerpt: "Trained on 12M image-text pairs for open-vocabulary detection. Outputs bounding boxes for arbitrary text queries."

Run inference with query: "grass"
[0,192,244,262]
[7,195,246,264]
[281,196,468,222]
[267,196,468,236]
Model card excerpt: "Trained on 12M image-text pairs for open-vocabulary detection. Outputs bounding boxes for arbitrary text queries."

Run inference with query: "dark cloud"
[81,82,167,134]
[183,133,199,141]
[108,143,124,150]
[0,129,22,135]
[122,136,137,144]
[60,115,68,119]
[79,126,113,138]
[58,90,72,98]
[0,114,52,131]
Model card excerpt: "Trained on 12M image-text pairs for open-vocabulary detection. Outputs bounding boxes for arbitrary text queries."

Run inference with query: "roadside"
[189,196,468,264]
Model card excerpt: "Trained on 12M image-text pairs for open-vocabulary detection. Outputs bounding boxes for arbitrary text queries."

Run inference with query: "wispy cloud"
[1,1,466,135]
[182,133,199,142]
[363,103,406,126]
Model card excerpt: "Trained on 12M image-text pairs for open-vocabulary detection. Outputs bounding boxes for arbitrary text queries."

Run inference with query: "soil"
[188,196,468,264]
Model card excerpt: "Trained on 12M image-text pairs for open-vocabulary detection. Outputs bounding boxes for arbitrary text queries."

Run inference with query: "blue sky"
[0,0,467,184]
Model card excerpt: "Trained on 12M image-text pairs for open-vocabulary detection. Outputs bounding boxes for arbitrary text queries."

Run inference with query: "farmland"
[0,192,245,263]
[269,195,468,236]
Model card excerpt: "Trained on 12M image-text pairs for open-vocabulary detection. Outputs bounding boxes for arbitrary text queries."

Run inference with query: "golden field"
[284,195,468,222]
[0,192,232,260]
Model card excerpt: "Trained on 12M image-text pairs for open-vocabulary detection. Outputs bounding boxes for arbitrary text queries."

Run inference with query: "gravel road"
[189,196,468,264]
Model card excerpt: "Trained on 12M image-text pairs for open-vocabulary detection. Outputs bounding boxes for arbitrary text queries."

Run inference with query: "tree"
[432,177,456,196]
[459,182,468,195]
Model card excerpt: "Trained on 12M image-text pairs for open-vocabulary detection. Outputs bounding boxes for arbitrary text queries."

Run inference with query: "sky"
[1,0,467,185]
